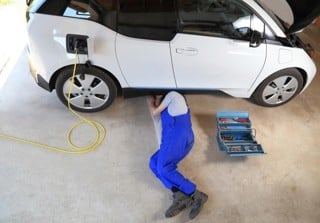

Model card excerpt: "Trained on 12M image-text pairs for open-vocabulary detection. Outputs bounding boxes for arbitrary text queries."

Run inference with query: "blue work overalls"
[149,108,196,195]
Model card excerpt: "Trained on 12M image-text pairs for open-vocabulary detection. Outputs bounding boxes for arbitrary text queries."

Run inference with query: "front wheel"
[251,69,304,107]
[55,65,117,112]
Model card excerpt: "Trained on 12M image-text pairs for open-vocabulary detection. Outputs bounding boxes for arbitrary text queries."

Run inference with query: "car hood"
[285,0,320,34]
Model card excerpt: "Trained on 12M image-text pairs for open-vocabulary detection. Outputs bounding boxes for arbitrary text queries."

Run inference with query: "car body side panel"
[115,34,176,88]
[214,44,316,98]
[170,33,267,90]
[246,45,317,96]
[27,14,128,88]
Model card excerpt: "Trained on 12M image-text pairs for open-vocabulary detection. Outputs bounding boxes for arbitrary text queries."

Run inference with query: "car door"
[116,0,177,88]
[171,0,267,90]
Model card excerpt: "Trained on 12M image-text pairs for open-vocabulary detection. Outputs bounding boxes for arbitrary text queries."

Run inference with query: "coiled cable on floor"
[0,51,106,154]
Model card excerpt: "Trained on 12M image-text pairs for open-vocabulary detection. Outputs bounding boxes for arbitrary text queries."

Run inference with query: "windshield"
[254,0,289,33]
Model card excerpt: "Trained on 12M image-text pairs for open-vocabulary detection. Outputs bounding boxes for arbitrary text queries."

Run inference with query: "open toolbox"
[216,111,265,156]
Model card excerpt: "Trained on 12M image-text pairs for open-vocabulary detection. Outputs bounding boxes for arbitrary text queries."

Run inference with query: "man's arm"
[151,103,166,116]
[148,96,166,116]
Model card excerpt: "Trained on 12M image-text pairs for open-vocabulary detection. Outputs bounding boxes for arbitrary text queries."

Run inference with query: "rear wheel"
[55,65,117,112]
[251,69,304,107]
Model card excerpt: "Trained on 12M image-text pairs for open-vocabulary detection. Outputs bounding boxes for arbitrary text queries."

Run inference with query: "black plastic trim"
[37,74,52,92]
[276,37,292,47]
[66,34,88,54]
[122,88,223,98]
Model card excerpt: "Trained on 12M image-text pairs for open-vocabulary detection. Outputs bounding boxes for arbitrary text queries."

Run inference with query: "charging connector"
[66,34,89,54]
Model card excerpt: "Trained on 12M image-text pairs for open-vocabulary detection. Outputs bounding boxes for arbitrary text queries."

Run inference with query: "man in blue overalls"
[148,91,208,219]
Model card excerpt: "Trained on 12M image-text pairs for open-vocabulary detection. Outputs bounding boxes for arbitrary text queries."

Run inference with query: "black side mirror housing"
[250,30,263,48]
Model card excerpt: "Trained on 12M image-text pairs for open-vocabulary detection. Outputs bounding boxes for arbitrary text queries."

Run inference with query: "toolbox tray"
[216,111,265,156]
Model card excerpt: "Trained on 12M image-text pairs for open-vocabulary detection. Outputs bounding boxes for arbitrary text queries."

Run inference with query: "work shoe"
[165,191,193,218]
[189,190,208,220]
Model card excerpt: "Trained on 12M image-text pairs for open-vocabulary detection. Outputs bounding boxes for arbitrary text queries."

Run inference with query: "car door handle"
[176,48,199,56]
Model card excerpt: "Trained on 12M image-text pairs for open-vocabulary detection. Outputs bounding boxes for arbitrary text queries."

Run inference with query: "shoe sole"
[189,194,208,220]
[165,204,187,218]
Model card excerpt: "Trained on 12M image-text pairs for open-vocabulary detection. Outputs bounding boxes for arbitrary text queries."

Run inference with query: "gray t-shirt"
[161,91,188,116]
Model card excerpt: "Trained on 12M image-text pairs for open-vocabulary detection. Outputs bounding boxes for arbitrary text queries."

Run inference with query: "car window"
[63,0,117,30]
[118,0,177,41]
[64,0,99,20]
[178,0,263,40]
[37,0,68,15]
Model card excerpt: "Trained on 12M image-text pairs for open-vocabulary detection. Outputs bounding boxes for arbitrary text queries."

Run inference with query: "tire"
[251,69,304,107]
[55,65,117,112]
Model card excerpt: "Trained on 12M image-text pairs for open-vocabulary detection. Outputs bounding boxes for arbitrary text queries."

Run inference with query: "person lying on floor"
[148,91,208,220]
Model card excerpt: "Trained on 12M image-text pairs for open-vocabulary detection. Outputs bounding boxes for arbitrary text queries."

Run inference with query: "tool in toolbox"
[218,117,250,124]
[216,111,265,156]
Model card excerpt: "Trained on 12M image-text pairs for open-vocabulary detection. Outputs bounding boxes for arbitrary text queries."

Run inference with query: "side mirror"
[250,30,263,48]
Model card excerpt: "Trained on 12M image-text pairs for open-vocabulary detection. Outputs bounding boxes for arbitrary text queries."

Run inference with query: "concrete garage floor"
[1,4,320,223]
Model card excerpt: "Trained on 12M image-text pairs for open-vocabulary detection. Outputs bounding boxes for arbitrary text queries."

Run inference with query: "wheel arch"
[250,67,305,107]
[252,67,306,96]
[294,67,308,90]
[49,64,123,95]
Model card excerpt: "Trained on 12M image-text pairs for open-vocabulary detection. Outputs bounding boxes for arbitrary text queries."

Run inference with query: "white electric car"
[26,0,317,112]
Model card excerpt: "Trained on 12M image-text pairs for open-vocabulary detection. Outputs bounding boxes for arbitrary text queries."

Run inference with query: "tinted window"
[178,0,259,40]
[38,0,68,15]
[63,0,117,30]
[64,1,97,20]
[118,0,177,41]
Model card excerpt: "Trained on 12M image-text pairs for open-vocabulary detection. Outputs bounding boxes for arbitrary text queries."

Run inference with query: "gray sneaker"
[189,190,208,220]
[165,191,193,218]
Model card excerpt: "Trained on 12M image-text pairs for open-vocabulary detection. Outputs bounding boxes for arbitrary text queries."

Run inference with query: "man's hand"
[148,96,158,116]
[148,95,166,116]
[148,96,156,108]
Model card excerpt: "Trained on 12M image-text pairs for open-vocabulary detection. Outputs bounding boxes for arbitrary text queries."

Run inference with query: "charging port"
[66,34,89,54]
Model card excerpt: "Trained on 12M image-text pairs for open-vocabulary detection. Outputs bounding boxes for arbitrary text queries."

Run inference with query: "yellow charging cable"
[0,51,106,154]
